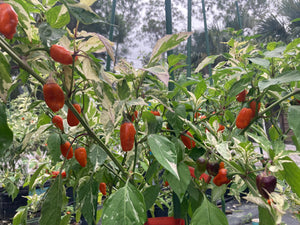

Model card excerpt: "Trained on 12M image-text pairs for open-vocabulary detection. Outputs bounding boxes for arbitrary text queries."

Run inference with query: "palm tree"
[257,15,289,43]
[280,0,300,38]
[256,0,300,42]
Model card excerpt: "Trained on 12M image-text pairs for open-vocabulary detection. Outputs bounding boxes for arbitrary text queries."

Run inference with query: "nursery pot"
[0,186,29,219]
[144,217,185,225]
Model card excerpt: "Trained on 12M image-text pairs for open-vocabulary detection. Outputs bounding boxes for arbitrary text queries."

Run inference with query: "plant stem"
[24,47,48,56]
[132,136,138,177]
[103,163,126,184]
[221,195,226,214]
[0,36,45,85]
[260,89,300,116]
[66,100,127,177]
[240,89,300,134]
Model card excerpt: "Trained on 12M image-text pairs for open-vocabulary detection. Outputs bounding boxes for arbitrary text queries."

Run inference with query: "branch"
[0,36,45,85]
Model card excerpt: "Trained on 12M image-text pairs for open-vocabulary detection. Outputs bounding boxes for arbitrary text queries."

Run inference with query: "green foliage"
[0,102,13,151]
[165,162,191,202]
[281,157,300,198]
[13,206,28,225]
[147,134,179,179]
[89,144,107,171]
[190,195,229,225]
[77,177,99,225]
[63,1,101,25]
[142,185,160,211]
[46,5,70,29]
[102,182,147,225]
[149,32,193,64]
[288,106,300,144]
[39,179,66,225]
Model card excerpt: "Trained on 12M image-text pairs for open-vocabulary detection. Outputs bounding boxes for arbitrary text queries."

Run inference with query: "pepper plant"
[1,1,300,225]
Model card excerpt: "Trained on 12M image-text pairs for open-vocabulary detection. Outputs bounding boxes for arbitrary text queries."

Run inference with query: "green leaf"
[117,79,130,100]
[102,182,147,225]
[0,103,13,152]
[281,156,300,198]
[28,100,43,111]
[166,162,191,202]
[37,113,51,129]
[211,185,227,203]
[89,144,107,171]
[149,32,192,64]
[47,133,61,163]
[39,179,65,225]
[216,142,231,161]
[165,105,185,136]
[268,125,279,141]
[288,106,300,144]
[194,55,220,73]
[190,195,228,225]
[142,185,160,210]
[77,177,99,225]
[258,71,300,91]
[46,4,70,28]
[145,160,160,183]
[29,163,47,190]
[264,46,286,58]
[228,77,251,97]
[13,206,28,225]
[291,18,300,23]
[147,134,179,179]
[4,179,19,201]
[66,2,101,25]
[96,208,103,225]
[194,79,207,100]
[96,34,115,63]
[143,63,169,86]
[168,54,186,68]
[0,52,11,83]
[285,38,300,52]
[267,42,278,51]
[258,206,276,225]
[248,58,270,68]
[60,214,71,225]
[142,111,163,134]
[247,133,271,154]
[38,22,66,46]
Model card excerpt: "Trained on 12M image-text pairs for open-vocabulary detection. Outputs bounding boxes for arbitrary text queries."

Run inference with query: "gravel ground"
[226,198,300,225]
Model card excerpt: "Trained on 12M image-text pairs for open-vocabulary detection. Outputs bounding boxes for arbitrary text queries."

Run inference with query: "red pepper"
[180,131,196,149]
[50,44,78,65]
[189,166,211,184]
[236,107,254,129]
[99,182,107,196]
[236,89,248,102]
[0,3,18,39]
[199,173,211,184]
[213,162,230,186]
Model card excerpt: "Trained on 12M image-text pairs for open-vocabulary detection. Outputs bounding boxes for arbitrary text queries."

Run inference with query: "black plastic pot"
[147,204,169,218]
[0,186,29,219]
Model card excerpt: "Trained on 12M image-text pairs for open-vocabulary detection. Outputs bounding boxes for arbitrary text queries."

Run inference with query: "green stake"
[165,0,174,91]
[201,0,212,85]
[106,0,117,71]
[187,0,192,86]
